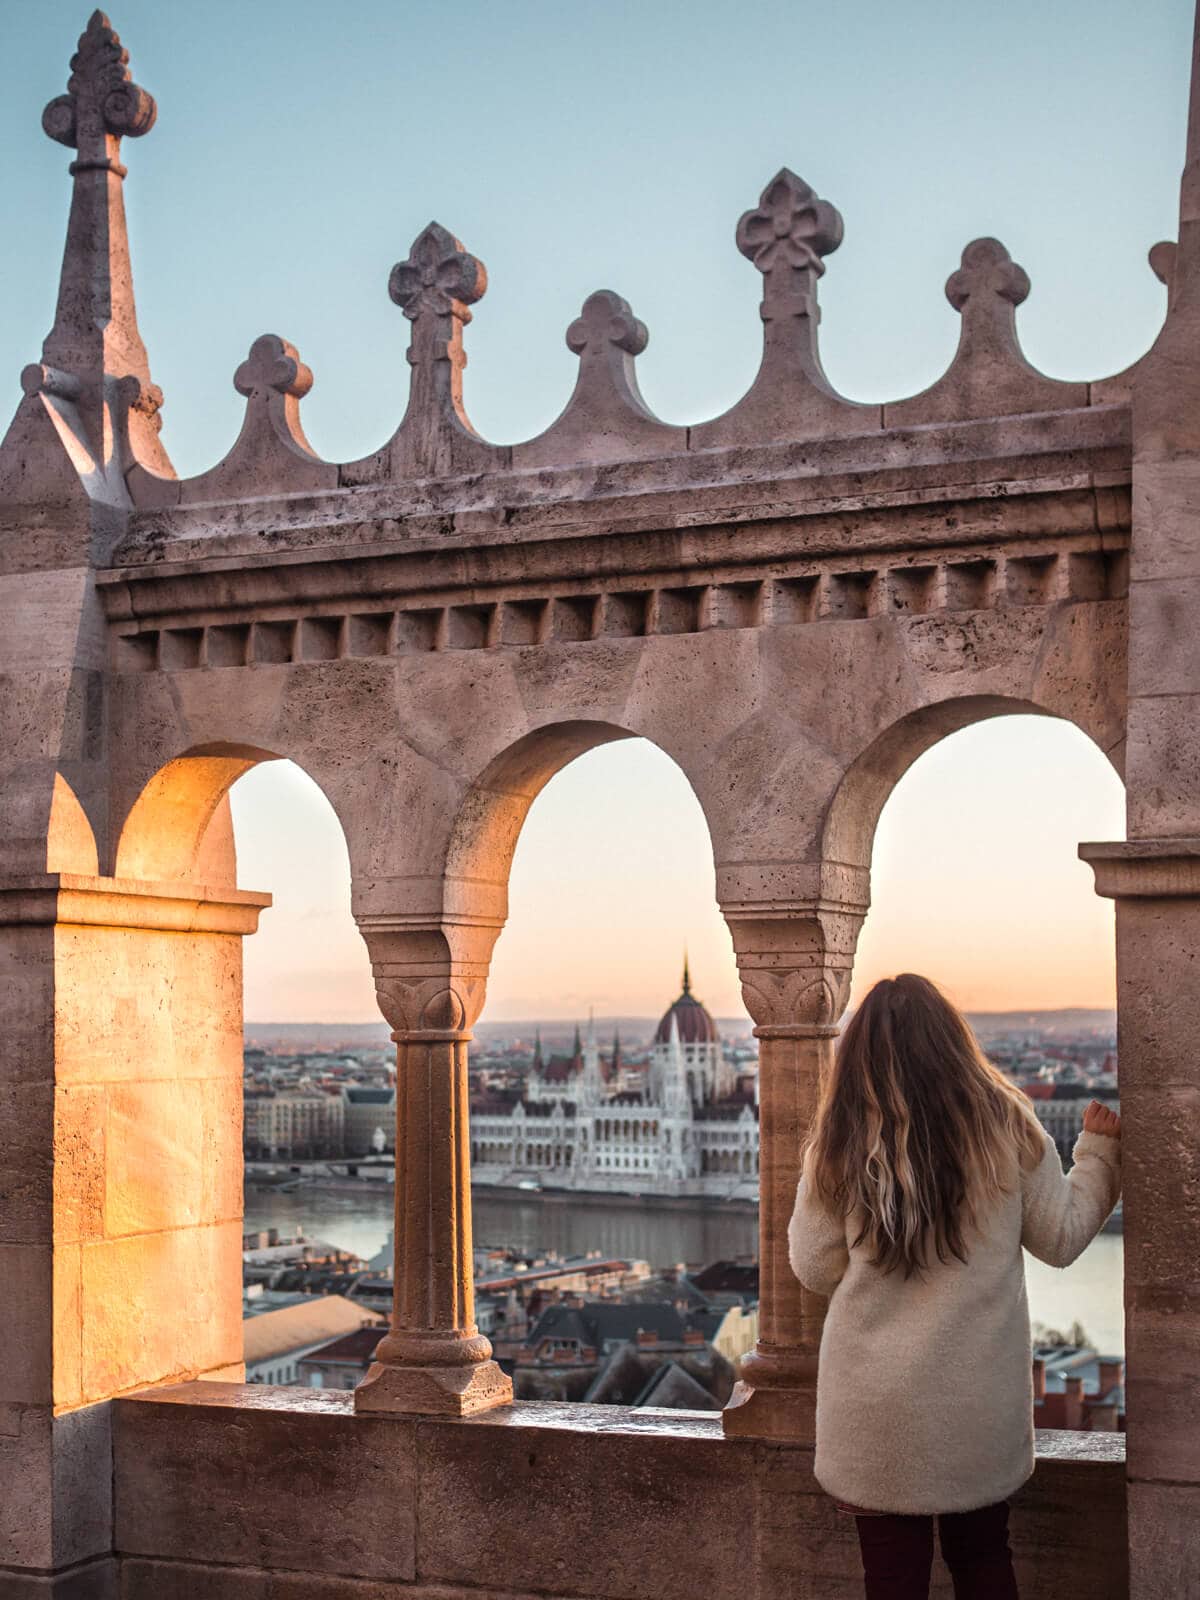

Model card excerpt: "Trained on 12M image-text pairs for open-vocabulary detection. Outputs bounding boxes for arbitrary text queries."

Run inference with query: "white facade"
[471,980,759,1199]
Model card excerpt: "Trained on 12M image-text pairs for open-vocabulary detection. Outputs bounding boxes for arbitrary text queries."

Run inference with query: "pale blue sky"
[2,2,1177,1021]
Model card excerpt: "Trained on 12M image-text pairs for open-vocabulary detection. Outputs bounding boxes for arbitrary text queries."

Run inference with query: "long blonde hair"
[803,973,1044,1277]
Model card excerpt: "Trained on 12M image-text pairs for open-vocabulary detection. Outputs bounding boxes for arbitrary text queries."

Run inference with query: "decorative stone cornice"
[0,873,270,934]
[1079,839,1200,898]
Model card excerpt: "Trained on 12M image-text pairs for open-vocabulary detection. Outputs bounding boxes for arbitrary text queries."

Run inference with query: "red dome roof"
[654,962,719,1045]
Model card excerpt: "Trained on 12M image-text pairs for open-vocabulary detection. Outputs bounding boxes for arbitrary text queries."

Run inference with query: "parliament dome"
[654,960,719,1046]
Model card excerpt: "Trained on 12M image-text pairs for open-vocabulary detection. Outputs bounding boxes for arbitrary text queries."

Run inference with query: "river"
[244,1185,1126,1355]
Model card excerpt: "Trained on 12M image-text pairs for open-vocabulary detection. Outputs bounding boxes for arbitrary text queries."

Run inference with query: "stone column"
[354,923,512,1416]
[720,901,863,1442]
[1080,841,1200,1592]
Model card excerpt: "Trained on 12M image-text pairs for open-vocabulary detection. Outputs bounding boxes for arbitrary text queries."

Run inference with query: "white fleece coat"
[787,1126,1122,1514]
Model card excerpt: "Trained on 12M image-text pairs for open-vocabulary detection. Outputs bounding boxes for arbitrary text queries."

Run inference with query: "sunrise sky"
[3,0,1185,1022]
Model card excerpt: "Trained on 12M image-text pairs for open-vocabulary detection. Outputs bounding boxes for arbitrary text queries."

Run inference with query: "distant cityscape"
[240,992,1123,1431]
[243,979,1120,1184]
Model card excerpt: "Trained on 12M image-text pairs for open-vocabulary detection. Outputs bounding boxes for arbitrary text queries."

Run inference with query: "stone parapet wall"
[109,1385,1128,1600]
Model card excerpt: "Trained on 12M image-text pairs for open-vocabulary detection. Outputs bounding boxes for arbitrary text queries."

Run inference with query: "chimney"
[1098,1357,1123,1396]
[683,1329,705,1347]
[1032,1357,1046,1401]
[636,1329,657,1347]
[1064,1374,1085,1429]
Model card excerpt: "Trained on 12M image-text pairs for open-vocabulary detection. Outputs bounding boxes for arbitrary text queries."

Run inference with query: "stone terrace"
[2,8,1198,1598]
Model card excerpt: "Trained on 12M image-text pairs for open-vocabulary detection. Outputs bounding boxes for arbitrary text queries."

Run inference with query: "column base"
[721,1376,816,1442]
[354,1358,513,1417]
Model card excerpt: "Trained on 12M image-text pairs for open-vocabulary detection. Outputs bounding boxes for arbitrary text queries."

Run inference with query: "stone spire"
[681,951,692,997]
[532,1027,544,1072]
[31,11,171,480]
[1174,1,1200,307]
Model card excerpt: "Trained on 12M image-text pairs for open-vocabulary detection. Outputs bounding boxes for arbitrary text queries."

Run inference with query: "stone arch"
[113,741,351,886]
[444,716,717,934]
[47,771,99,874]
[822,694,1123,878]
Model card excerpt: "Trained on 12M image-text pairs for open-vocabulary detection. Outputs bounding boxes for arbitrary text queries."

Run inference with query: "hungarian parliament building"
[469,965,760,1200]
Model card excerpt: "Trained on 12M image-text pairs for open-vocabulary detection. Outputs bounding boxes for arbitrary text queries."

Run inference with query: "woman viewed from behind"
[789,973,1122,1600]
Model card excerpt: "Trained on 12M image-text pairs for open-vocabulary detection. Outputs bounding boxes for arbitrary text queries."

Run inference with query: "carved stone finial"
[735,168,844,318]
[887,237,1086,425]
[42,11,156,174]
[690,168,865,449]
[566,291,648,358]
[234,334,314,400]
[513,289,681,468]
[389,223,487,328]
[348,221,495,480]
[945,237,1030,316]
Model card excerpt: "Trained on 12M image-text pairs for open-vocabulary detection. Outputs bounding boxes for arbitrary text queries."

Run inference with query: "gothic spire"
[33,11,171,479]
[532,1027,543,1071]
[681,951,692,997]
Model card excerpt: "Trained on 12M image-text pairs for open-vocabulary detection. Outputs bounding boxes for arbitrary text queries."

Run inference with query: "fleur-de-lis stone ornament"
[945,237,1030,325]
[383,222,490,475]
[889,237,1085,424]
[389,223,487,343]
[234,334,314,401]
[736,168,844,323]
[566,291,648,361]
[691,167,860,448]
[515,290,681,468]
[42,10,156,174]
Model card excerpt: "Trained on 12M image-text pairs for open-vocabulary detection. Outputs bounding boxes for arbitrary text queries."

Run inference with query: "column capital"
[722,899,867,1029]
[355,917,503,1040]
[1080,839,1200,899]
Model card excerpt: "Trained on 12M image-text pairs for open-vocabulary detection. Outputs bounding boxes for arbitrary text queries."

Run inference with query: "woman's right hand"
[1083,1100,1121,1138]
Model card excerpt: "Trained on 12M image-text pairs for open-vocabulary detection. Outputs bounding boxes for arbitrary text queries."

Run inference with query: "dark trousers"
[854,1500,1019,1600]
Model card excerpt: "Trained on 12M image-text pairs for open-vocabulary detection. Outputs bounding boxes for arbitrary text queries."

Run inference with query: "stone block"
[54,926,243,1088]
[0,1247,53,1404]
[1126,692,1200,837]
[1128,576,1200,698]
[102,1081,201,1237]
[0,928,56,1087]
[52,1086,105,1247]
[1118,1085,1200,1291]
[0,1081,54,1245]
[79,1222,241,1402]
[1127,1481,1200,1600]
[1123,1305,1200,1484]
[114,1388,416,1581]
[413,1406,756,1600]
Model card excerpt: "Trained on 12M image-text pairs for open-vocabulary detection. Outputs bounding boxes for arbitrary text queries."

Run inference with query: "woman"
[788,973,1121,1600]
